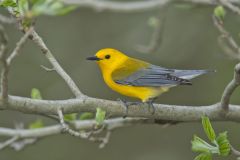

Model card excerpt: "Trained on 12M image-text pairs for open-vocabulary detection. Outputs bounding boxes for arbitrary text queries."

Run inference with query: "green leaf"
[31,0,77,17]
[79,112,94,120]
[64,113,77,122]
[202,116,216,142]
[31,88,42,99]
[95,108,106,125]
[49,3,77,15]
[194,153,212,160]
[28,119,44,129]
[18,0,29,16]
[0,0,17,7]
[214,5,226,20]
[191,135,218,153]
[216,131,230,156]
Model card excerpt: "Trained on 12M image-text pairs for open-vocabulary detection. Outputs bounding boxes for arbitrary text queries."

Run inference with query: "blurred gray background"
[0,2,240,160]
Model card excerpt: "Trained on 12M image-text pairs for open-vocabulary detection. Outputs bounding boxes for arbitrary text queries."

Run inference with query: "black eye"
[105,55,111,59]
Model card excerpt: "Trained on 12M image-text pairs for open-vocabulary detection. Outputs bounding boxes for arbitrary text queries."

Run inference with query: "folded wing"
[112,58,211,87]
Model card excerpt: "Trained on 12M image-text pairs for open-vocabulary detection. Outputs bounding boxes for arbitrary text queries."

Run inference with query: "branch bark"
[213,15,240,60]
[0,136,18,150]
[220,63,240,110]
[63,0,171,12]
[219,0,240,16]
[7,27,33,65]
[0,118,150,138]
[62,0,240,13]
[0,25,8,101]
[0,94,238,122]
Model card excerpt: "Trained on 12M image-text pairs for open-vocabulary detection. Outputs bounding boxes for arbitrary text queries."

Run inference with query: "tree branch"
[30,30,84,98]
[0,117,150,138]
[213,15,240,60]
[57,108,89,138]
[231,145,240,157]
[219,0,240,16]
[183,0,240,5]
[0,25,9,101]
[62,0,240,13]
[63,0,171,12]
[0,136,18,150]
[136,14,166,53]
[220,63,240,110]
[7,27,33,65]
[0,14,15,24]
[0,26,32,102]
[0,94,238,122]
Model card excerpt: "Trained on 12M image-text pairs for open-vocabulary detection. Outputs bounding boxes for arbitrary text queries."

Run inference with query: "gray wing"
[115,65,211,87]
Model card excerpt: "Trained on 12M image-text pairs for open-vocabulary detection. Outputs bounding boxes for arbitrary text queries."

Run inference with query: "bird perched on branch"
[87,48,213,115]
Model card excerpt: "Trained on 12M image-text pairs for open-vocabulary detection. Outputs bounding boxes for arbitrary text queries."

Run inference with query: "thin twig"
[231,145,240,156]
[0,117,150,138]
[7,27,33,65]
[57,108,89,138]
[219,0,240,15]
[0,14,15,24]
[10,138,36,151]
[0,136,18,150]
[212,14,240,110]
[213,15,240,60]
[136,14,166,54]
[0,25,9,101]
[0,26,32,101]
[98,130,111,148]
[62,0,240,12]
[57,109,147,147]
[30,31,84,98]
[40,65,55,72]
[220,63,240,110]
[63,0,171,12]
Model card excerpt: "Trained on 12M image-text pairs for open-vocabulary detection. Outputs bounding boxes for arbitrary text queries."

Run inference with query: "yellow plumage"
[87,48,210,103]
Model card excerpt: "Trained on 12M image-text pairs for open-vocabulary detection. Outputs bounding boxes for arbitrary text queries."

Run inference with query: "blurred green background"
[0,2,240,160]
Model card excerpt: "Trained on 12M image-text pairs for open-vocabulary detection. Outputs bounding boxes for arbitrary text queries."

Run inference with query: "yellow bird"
[87,48,212,114]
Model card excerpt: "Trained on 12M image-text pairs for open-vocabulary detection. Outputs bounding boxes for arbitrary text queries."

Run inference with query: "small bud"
[214,6,226,20]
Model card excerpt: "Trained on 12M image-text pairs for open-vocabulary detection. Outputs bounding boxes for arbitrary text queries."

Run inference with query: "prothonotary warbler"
[87,48,213,115]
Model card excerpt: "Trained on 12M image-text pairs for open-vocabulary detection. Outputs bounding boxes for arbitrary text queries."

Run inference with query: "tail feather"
[173,70,215,80]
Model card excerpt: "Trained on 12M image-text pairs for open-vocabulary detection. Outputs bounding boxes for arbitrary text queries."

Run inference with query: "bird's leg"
[146,98,156,115]
[117,98,129,118]
[117,98,143,118]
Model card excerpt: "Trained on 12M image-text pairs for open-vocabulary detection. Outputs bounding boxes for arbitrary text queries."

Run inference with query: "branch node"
[234,63,240,82]
[0,136,18,150]
[57,108,89,138]
[40,65,56,72]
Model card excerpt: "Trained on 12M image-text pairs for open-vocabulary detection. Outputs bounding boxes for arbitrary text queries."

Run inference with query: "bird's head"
[86,48,128,70]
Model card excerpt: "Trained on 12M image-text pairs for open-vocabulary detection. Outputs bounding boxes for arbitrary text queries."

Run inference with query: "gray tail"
[173,69,215,81]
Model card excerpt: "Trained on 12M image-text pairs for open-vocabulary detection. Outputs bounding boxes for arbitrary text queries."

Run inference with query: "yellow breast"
[101,70,168,102]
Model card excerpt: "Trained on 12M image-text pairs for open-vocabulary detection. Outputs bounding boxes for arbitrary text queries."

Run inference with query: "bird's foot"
[117,98,129,118]
[117,98,143,118]
[146,99,156,115]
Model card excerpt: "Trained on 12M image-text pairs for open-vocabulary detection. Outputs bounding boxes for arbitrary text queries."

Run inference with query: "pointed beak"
[86,56,101,61]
